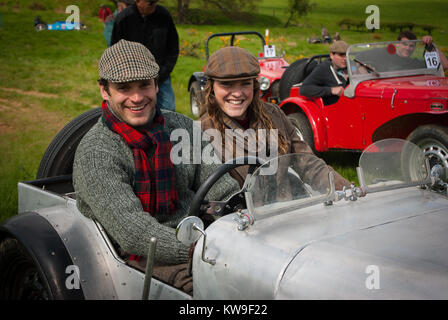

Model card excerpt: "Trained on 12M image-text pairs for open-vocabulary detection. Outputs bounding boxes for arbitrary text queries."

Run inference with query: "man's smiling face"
[100,79,158,127]
[397,37,416,58]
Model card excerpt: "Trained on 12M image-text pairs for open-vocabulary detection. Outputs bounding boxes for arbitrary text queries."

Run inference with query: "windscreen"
[348,40,443,79]
[247,153,332,218]
[358,139,428,191]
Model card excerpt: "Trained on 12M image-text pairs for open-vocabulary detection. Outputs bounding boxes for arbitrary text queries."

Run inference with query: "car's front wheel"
[0,238,51,300]
[408,125,448,169]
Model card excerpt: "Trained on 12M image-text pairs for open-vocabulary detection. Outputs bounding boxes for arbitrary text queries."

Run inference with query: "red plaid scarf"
[101,101,179,260]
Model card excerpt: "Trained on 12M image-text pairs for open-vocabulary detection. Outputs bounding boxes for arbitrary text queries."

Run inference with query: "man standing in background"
[111,0,179,111]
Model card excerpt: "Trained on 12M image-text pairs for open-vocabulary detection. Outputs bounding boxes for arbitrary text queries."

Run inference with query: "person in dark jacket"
[111,0,179,111]
[300,41,349,105]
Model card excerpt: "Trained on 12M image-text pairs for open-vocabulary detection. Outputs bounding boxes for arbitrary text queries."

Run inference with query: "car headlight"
[258,77,270,91]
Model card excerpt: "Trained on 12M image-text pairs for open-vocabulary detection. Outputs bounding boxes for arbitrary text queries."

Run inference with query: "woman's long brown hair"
[202,79,289,155]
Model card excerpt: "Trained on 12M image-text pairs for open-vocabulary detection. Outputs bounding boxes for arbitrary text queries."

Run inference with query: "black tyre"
[36,107,102,179]
[287,112,315,151]
[35,23,46,31]
[0,238,51,300]
[279,58,318,101]
[408,125,448,169]
[401,140,428,183]
[270,80,280,99]
[190,81,203,118]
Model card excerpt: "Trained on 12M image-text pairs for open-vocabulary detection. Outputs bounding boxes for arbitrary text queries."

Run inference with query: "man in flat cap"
[300,40,350,105]
[73,40,238,294]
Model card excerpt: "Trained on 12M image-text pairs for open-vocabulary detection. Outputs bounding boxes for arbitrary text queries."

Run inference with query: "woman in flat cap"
[200,46,350,190]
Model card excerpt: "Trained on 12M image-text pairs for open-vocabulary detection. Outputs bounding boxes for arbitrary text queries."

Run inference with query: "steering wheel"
[354,58,379,76]
[188,156,265,218]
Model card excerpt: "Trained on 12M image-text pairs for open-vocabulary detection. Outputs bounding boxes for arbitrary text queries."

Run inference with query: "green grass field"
[0,0,447,222]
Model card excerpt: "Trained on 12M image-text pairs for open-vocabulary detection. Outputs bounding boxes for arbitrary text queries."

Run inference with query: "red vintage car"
[279,40,448,169]
[188,31,289,117]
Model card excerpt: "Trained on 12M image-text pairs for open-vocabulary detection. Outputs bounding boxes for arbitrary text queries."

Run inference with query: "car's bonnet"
[192,186,448,299]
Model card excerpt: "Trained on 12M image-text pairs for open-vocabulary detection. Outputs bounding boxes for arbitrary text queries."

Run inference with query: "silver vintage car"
[1,109,447,299]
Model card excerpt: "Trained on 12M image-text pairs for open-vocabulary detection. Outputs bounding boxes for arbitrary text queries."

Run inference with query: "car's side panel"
[16,182,192,300]
[321,88,365,150]
[356,77,448,145]
[281,87,365,151]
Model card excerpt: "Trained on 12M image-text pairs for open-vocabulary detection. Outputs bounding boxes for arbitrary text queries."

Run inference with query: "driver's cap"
[329,40,349,54]
[98,40,159,83]
[205,46,260,81]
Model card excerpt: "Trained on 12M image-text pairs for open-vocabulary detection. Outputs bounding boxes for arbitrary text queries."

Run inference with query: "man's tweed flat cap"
[99,39,159,83]
[205,46,260,81]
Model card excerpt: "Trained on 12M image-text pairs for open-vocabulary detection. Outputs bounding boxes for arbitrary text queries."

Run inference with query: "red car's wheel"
[408,125,448,169]
[287,112,315,152]
[189,81,203,118]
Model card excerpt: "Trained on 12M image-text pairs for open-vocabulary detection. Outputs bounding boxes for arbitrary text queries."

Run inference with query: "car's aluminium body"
[194,185,448,299]
[1,110,447,300]
[1,179,190,300]
[278,40,448,168]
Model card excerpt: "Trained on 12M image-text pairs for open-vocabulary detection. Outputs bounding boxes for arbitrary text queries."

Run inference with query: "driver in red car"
[397,30,448,70]
[356,31,447,74]
[299,41,349,105]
